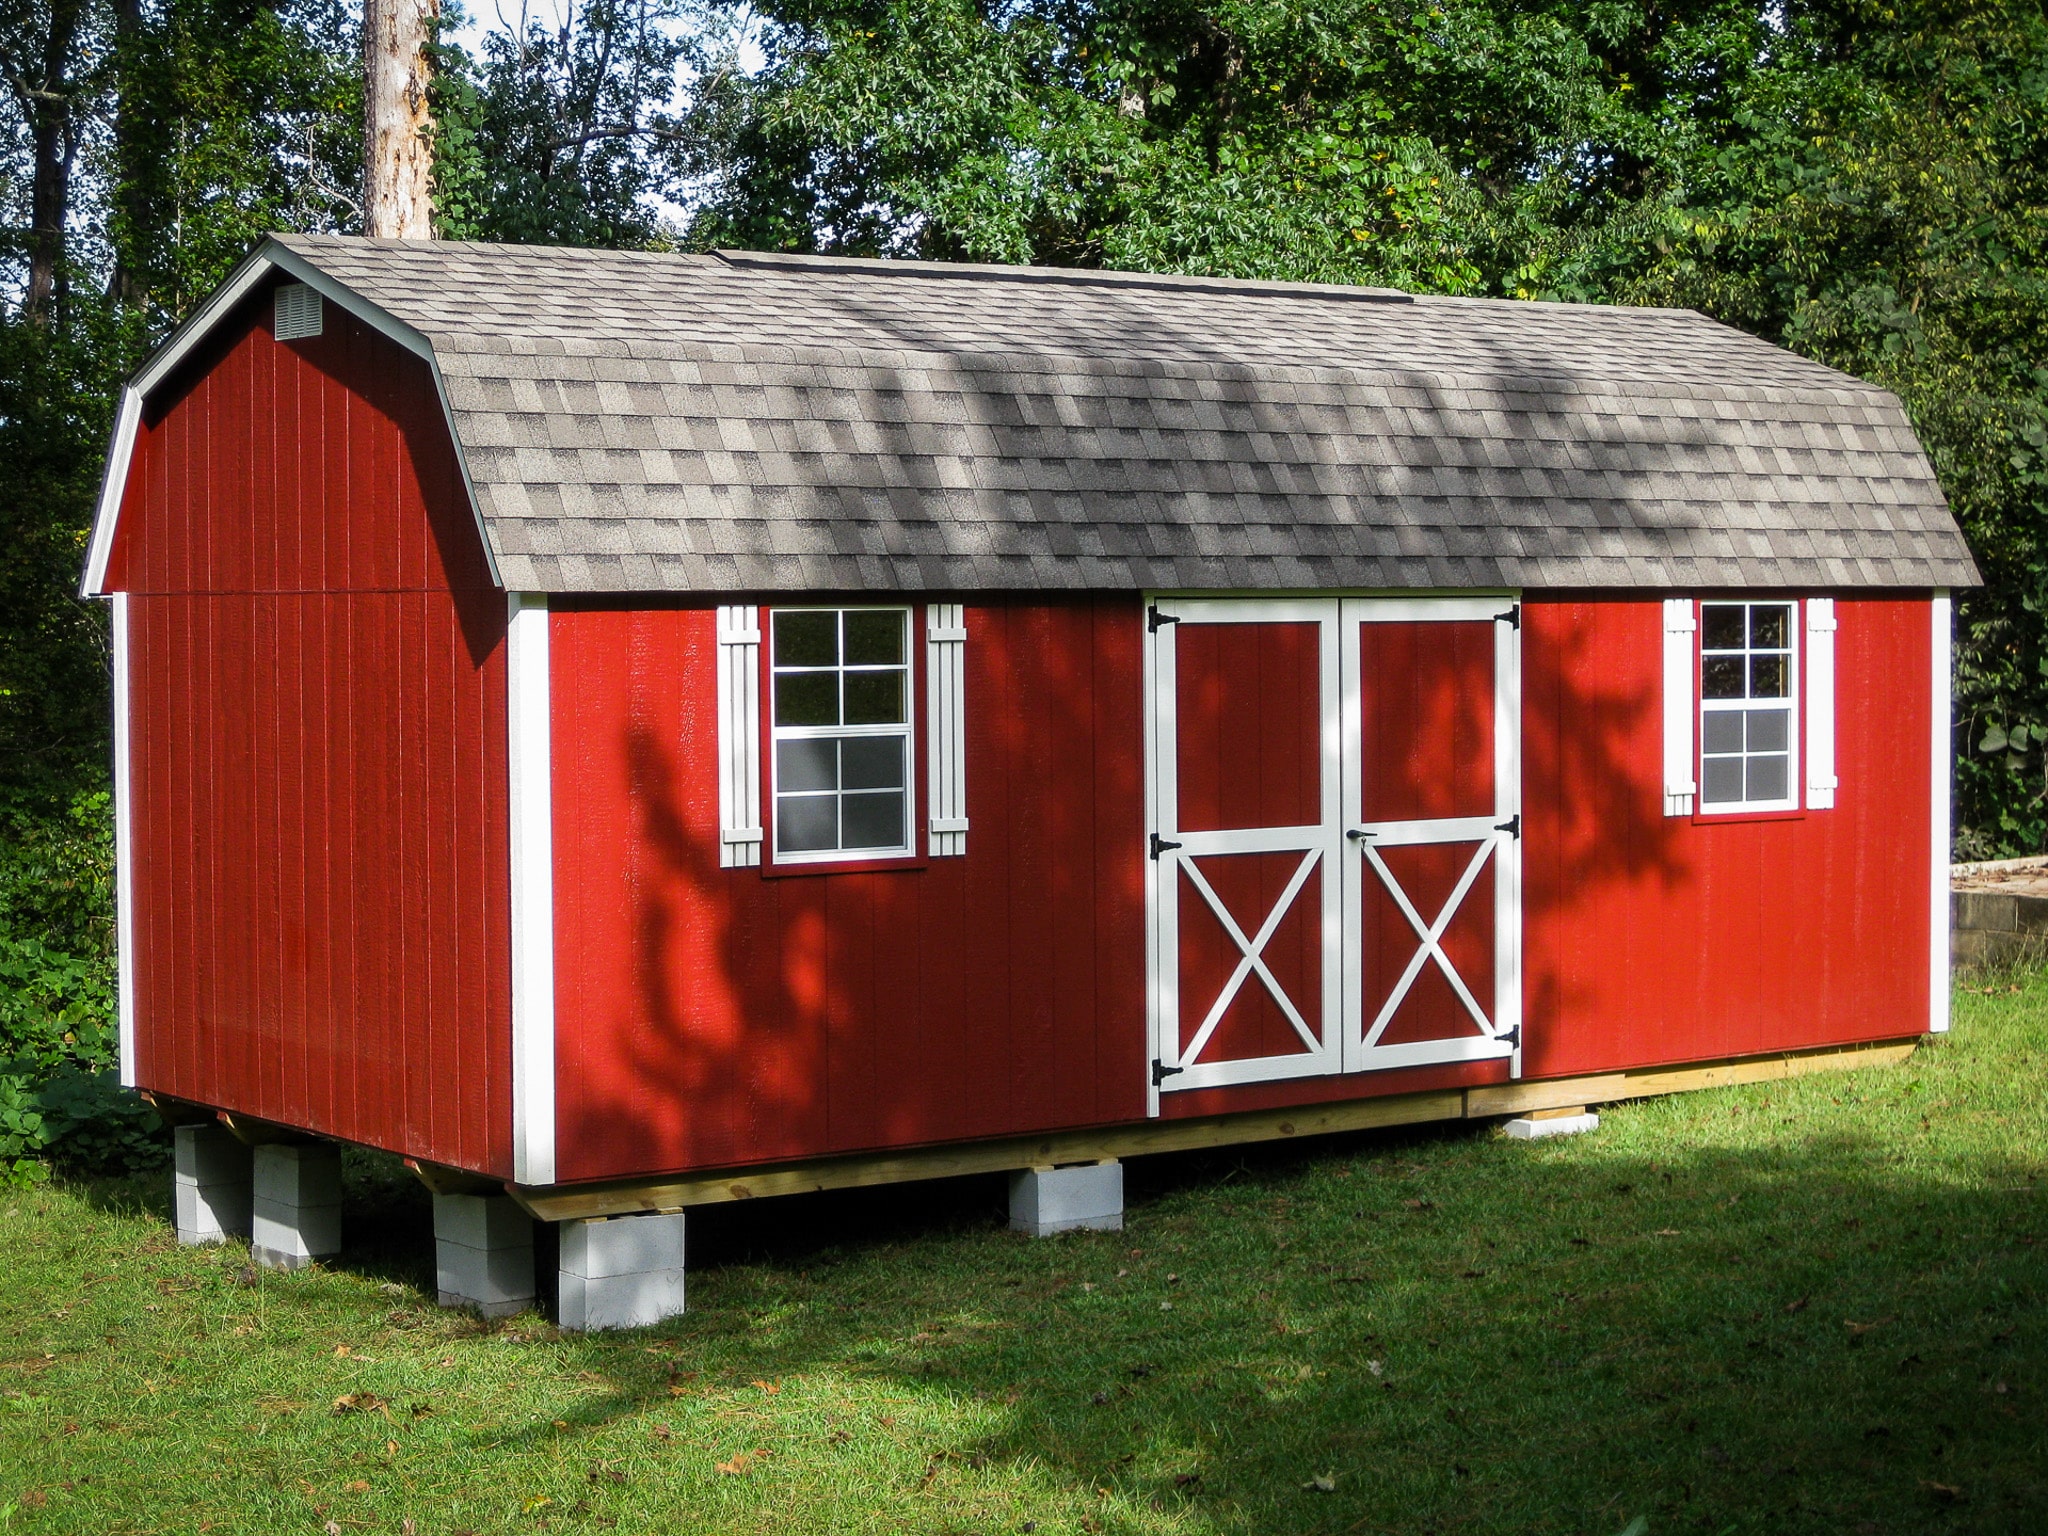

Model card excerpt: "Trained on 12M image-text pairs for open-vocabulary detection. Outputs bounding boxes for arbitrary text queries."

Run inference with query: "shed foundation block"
[1505,1108,1601,1140]
[1010,1161,1123,1236]
[173,1124,253,1246]
[557,1211,687,1331]
[434,1193,536,1318]
[251,1142,343,1270]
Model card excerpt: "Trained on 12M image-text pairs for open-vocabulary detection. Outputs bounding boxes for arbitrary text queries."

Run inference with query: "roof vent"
[274,283,323,341]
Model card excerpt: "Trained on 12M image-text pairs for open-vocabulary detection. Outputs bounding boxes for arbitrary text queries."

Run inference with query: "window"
[769,607,914,860]
[1698,601,1797,810]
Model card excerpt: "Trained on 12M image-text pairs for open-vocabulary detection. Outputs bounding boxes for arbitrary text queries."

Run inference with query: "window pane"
[1701,605,1745,651]
[1750,655,1787,698]
[1702,712,1744,754]
[774,671,839,727]
[1702,655,1746,699]
[1750,605,1789,649]
[774,610,838,667]
[1746,707,1790,752]
[1747,754,1789,803]
[777,738,838,793]
[844,609,905,666]
[1702,757,1745,805]
[777,794,838,853]
[841,736,904,790]
[844,671,905,725]
[842,790,906,850]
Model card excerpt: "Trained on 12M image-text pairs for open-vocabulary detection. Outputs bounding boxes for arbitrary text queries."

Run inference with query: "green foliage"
[430,0,722,247]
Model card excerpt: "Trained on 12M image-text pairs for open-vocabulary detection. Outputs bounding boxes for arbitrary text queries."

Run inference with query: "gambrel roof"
[87,233,1978,596]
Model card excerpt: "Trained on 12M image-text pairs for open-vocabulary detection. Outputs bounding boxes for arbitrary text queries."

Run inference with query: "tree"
[364,0,436,236]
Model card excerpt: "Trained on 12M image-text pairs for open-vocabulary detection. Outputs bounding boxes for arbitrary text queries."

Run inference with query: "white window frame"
[767,605,918,865]
[1696,598,1801,815]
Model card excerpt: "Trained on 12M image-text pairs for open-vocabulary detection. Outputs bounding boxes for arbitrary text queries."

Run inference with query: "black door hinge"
[1494,603,1521,629]
[1495,813,1521,838]
[1148,605,1180,634]
[1152,1059,1186,1087]
[1497,1026,1521,1049]
[1150,832,1184,860]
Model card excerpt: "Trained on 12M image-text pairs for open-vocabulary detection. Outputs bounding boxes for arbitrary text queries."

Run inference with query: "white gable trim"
[507,593,557,1185]
[80,240,501,597]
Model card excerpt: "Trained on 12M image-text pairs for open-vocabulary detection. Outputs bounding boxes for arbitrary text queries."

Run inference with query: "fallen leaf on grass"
[1784,1297,1810,1314]
[1654,1229,1682,1237]
[716,1450,768,1476]
[750,1380,780,1395]
[344,1480,371,1494]
[1401,1198,1435,1211]
[1173,1473,1201,1489]
[1302,1472,1336,1493]
[1844,1318,1891,1337]
[651,1424,673,1442]
[1921,1480,1965,1502]
[332,1392,387,1417]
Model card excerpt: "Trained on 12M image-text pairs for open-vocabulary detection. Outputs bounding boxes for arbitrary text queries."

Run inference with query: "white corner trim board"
[112,592,137,1088]
[81,239,501,597]
[507,593,557,1185]
[926,604,968,856]
[1662,598,1698,816]
[1930,591,1952,1034]
[1805,598,1839,810]
[715,606,764,868]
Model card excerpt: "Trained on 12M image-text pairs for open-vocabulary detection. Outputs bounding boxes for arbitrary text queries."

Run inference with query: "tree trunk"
[362,0,438,238]
[107,0,150,311]
[20,0,85,325]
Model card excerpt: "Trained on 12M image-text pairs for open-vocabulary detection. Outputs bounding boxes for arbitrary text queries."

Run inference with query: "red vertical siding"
[549,599,1150,1182]
[1520,595,1931,1077]
[550,591,1932,1179]
[109,285,512,1175]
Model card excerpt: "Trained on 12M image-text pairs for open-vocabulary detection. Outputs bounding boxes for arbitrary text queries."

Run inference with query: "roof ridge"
[710,248,1414,304]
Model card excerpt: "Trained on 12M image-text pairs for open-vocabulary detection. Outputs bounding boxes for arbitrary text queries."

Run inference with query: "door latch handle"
[1346,827,1373,842]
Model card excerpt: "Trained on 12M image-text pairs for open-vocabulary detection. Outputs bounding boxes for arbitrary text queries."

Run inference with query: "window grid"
[768,607,915,861]
[1698,600,1798,812]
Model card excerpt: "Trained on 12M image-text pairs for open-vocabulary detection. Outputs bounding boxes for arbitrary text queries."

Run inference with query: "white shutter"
[1805,598,1838,809]
[1662,598,1698,816]
[926,604,968,856]
[716,606,763,868]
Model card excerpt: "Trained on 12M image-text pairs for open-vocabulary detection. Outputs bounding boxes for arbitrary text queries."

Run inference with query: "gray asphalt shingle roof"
[273,234,1976,593]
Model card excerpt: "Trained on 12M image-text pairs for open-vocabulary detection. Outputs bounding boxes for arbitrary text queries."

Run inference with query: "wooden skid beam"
[508,1038,1918,1223]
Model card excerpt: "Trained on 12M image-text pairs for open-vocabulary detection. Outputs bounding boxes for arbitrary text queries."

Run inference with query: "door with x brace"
[1147,599,1344,1093]
[1341,598,1521,1074]
[1147,596,1520,1104]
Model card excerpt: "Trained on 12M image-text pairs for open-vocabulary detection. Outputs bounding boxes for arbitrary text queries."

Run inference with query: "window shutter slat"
[716,606,763,868]
[1806,598,1838,809]
[1663,598,1697,817]
[927,604,968,856]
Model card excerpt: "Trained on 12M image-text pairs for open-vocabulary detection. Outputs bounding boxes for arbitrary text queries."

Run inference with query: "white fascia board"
[80,239,503,598]
[507,593,557,1185]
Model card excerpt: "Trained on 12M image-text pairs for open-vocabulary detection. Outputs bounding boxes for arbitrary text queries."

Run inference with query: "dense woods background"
[1,0,2044,1177]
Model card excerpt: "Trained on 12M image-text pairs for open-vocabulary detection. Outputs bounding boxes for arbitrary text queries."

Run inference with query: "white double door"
[1146,596,1522,1100]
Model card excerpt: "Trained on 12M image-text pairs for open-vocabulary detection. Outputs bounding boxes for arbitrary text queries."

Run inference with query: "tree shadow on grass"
[485,1120,2044,1536]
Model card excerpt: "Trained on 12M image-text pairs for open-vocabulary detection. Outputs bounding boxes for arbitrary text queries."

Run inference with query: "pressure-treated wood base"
[507,1038,1918,1223]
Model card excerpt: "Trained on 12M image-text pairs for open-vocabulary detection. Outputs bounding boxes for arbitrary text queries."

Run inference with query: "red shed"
[83,236,1976,1326]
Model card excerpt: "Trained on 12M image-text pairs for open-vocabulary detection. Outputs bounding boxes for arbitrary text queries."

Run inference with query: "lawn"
[0,984,2042,1536]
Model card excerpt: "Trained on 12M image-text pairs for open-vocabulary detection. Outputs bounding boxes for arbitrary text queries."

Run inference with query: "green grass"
[1,985,2044,1536]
